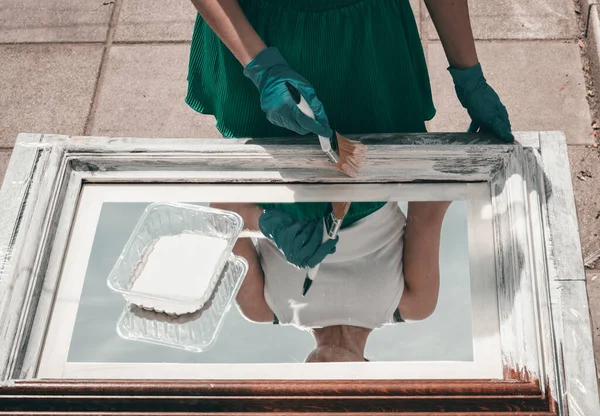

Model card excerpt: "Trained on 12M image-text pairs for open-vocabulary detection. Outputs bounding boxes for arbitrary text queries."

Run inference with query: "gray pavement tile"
[114,0,417,42]
[0,150,11,187]
[0,0,113,43]
[427,41,593,145]
[569,145,600,265]
[90,44,220,138]
[0,45,103,148]
[424,0,578,40]
[114,0,196,42]
[586,270,600,378]
[410,0,421,37]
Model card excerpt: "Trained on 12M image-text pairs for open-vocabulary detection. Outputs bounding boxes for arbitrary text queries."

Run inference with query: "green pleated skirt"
[186,0,436,227]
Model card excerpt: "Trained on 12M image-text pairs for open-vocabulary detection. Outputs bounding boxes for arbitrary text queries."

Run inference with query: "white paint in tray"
[127,233,228,315]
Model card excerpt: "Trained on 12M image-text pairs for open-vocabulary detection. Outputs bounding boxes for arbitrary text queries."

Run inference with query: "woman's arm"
[424,0,478,69]
[398,201,451,321]
[190,0,266,65]
[424,1,514,142]
[210,203,273,322]
[190,0,331,137]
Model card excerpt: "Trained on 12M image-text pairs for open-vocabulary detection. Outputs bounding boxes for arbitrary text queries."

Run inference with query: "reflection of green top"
[258,202,389,229]
[186,0,435,227]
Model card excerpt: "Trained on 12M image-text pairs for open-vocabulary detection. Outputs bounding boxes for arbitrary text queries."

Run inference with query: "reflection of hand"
[243,47,332,137]
[449,63,514,143]
[258,209,338,269]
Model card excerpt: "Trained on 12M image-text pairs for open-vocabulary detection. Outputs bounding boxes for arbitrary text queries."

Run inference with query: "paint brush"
[285,82,367,178]
[302,202,352,296]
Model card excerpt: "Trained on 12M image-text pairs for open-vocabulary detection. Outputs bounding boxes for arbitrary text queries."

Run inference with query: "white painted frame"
[0,132,597,415]
[35,182,501,380]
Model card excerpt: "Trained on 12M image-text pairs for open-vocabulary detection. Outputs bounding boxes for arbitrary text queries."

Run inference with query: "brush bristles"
[332,201,351,220]
[335,132,367,178]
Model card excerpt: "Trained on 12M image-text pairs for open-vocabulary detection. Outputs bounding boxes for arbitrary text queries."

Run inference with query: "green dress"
[186,0,436,227]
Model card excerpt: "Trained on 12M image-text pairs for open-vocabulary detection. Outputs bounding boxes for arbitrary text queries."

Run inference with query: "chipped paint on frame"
[0,131,596,415]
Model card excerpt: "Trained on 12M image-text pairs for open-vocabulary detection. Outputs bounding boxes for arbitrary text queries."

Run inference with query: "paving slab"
[569,145,600,267]
[0,0,113,43]
[586,269,600,378]
[427,41,593,145]
[0,45,103,148]
[90,44,220,138]
[0,150,11,187]
[424,0,578,40]
[581,1,600,134]
[409,0,421,37]
[115,0,417,42]
[114,0,196,42]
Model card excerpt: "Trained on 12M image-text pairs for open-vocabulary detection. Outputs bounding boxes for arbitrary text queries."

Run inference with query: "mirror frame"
[0,132,596,415]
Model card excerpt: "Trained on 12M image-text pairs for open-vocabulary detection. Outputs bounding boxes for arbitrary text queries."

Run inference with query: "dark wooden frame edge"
[0,379,555,414]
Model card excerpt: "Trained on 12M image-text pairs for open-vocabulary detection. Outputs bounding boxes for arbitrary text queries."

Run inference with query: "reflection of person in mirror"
[212,201,451,363]
[187,1,511,298]
[193,0,493,362]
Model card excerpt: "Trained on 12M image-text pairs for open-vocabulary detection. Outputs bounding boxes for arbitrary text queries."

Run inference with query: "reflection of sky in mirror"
[68,201,473,363]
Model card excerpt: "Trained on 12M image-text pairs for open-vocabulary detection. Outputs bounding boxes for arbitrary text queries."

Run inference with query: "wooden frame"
[0,131,597,415]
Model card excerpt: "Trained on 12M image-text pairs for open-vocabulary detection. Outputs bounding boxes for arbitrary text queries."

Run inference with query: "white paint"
[540,132,600,414]
[59,360,501,380]
[539,132,586,281]
[492,149,542,381]
[82,183,470,203]
[466,184,503,375]
[126,233,228,315]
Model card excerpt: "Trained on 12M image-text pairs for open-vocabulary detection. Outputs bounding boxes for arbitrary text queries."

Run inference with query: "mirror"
[39,183,501,379]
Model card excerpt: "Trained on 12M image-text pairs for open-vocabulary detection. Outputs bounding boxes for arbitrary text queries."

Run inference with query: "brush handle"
[285,82,339,164]
[297,95,339,163]
[307,263,321,281]
[306,218,331,281]
[238,230,266,239]
[296,93,316,121]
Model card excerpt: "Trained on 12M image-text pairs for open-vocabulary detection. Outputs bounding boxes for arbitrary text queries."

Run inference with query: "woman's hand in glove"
[258,209,338,269]
[449,63,514,143]
[244,47,332,137]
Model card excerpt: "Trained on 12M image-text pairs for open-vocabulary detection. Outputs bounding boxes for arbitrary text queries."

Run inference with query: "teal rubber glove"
[258,209,338,269]
[243,47,332,137]
[449,63,514,143]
